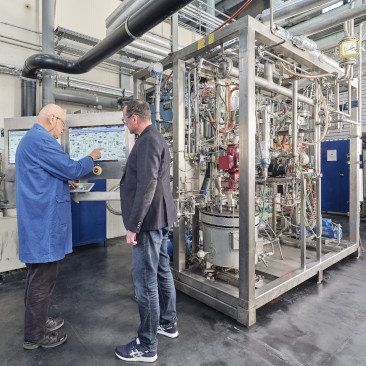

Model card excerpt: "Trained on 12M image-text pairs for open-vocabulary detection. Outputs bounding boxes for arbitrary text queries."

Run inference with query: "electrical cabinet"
[71,179,107,247]
[321,140,349,213]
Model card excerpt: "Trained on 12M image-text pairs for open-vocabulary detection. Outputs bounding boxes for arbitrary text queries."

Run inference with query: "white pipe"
[129,40,169,57]
[359,23,364,129]
[155,81,161,122]
[258,0,340,24]
[255,76,315,105]
[289,2,366,36]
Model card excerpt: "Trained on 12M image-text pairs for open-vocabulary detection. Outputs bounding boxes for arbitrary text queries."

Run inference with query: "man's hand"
[68,181,78,189]
[126,230,137,245]
[89,147,104,161]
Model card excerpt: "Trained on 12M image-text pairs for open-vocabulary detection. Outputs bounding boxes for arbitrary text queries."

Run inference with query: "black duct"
[21,0,194,116]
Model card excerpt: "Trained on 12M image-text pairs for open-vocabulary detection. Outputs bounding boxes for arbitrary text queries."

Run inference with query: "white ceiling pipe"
[277,0,342,27]
[105,0,134,28]
[258,0,340,24]
[129,40,170,57]
[315,31,347,50]
[289,2,366,36]
[142,33,171,49]
[106,0,149,34]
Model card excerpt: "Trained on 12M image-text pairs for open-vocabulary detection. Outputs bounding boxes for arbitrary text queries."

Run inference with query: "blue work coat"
[15,123,94,263]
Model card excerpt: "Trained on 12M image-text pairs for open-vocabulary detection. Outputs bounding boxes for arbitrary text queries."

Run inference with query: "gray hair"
[124,99,151,121]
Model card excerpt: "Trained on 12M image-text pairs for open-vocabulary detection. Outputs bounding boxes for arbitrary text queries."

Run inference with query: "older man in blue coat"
[15,104,103,349]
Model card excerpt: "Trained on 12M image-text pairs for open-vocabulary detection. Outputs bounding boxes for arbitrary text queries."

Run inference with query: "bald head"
[38,104,67,139]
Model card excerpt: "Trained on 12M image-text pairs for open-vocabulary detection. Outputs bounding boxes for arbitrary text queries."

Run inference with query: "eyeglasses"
[122,115,132,124]
[55,116,66,127]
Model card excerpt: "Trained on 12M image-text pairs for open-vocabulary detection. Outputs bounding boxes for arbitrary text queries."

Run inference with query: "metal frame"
[134,15,360,326]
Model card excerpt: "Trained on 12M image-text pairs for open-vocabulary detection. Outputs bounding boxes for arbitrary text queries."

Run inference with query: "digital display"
[8,130,28,164]
[8,129,61,164]
[69,125,125,161]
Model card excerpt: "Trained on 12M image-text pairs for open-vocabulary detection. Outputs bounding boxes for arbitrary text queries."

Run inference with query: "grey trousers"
[24,261,58,342]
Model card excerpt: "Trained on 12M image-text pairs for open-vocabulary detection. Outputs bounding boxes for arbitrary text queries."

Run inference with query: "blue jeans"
[133,226,177,352]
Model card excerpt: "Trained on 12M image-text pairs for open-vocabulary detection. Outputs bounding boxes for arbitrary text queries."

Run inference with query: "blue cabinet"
[321,140,349,214]
[71,179,107,247]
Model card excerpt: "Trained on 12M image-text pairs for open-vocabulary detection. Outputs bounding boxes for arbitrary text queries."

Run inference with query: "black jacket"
[120,124,177,233]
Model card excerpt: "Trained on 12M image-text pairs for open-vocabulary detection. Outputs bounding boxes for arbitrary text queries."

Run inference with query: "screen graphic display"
[68,125,125,161]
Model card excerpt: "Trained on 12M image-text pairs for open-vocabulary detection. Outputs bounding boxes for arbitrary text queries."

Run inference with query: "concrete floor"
[1,215,366,366]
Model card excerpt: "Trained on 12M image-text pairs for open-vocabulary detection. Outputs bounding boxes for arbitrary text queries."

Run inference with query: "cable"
[211,0,253,33]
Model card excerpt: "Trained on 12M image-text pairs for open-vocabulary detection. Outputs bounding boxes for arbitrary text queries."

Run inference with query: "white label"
[327,149,337,161]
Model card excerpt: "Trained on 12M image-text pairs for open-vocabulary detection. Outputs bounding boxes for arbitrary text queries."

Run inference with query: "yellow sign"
[208,33,214,45]
[197,38,205,50]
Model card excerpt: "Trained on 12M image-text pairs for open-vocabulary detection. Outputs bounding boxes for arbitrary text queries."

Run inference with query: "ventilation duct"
[21,0,194,116]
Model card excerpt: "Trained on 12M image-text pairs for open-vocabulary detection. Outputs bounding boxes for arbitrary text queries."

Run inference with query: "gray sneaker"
[23,330,67,350]
[46,317,64,331]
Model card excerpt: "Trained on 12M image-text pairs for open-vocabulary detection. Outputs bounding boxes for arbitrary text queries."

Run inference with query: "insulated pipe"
[21,0,194,116]
[42,0,55,106]
[53,89,119,109]
[258,0,340,24]
[264,61,273,82]
[288,2,366,37]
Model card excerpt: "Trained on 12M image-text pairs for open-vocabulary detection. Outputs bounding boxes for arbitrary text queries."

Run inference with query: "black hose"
[21,0,194,115]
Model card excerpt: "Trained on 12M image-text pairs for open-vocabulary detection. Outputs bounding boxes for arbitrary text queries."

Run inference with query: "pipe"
[288,2,366,36]
[129,39,169,57]
[359,23,364,131]
[258,0,340,25]
[255,76,314,106]
[264,61,273,82]
[21,0,194,116]
[106,0,147,34]
[56,74,133,98]
[42,0,55,106]
[155,79,161,122]
[292,79,298,159]
[53,89,119,109]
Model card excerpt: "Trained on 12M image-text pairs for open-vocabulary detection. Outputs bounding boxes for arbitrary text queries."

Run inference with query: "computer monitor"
[7,129,61,165]
[8,129,28,164]
[68,125,125,162]
[64,111,133,180]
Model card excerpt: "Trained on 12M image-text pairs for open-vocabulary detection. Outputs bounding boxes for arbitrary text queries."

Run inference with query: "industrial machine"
[134,14,362,326]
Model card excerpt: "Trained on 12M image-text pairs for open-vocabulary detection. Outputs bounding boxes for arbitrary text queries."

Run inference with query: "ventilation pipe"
[21,0,194,116]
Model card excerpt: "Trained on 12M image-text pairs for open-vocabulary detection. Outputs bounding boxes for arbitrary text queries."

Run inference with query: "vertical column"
[314,88,322,263]
[238,18,256,327]
[349,86,360,247]
[171,13,179,53]
[42,0,55,106]
[173,59,187,273]
[300,177,306,269]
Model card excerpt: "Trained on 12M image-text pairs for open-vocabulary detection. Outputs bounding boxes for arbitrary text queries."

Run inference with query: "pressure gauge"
[340,39,360,59]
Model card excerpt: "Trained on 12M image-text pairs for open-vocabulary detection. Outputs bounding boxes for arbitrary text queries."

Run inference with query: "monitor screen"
[68,125,125,161]
[8,129,28,164]
[8,129,62,164]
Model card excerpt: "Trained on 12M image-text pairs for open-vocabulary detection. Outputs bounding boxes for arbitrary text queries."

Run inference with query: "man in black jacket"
[115,100,178,363]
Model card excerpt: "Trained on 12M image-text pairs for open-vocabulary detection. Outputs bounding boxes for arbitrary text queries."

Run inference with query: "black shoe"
[46,317,64,332]
[23,330,67,350]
